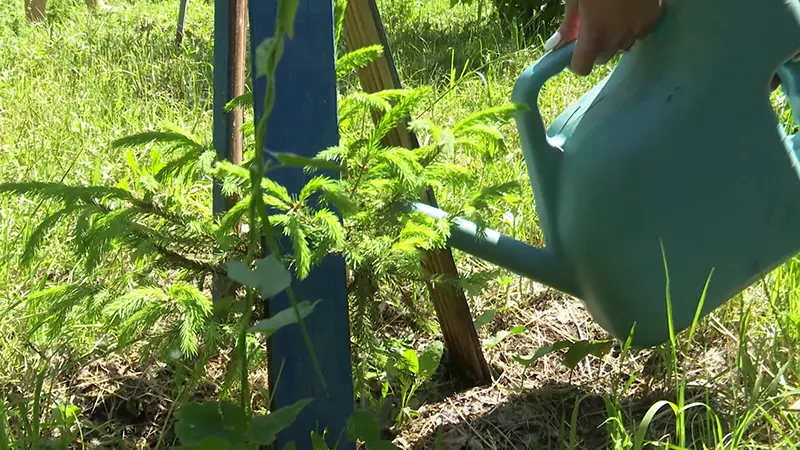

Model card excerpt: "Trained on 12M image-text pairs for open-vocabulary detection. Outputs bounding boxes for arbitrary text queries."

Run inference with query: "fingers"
[561,0,663,76]
[571,24,598,75]
[544,0,579,52]
[572,30,636,75]
[619,31,636,52]
[559,0,581,45]
[570,1,602,76]
[635,0,662,42]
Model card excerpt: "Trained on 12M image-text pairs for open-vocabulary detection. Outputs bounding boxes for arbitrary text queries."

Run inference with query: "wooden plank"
[343,0,492,386]
[248,0,355,448]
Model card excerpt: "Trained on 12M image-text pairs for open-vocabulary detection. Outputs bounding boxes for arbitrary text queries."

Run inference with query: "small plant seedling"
[385,341,444,426]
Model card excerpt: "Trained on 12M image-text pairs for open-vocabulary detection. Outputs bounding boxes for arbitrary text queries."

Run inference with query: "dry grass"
[0,270,770,449]
[386,255,772,449]
[1,339,271,449]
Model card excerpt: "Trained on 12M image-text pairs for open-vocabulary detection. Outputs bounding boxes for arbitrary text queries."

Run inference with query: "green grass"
[2,0,800,448]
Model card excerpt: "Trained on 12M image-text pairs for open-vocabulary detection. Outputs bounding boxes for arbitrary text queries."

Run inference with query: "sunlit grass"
[1,0,800,447]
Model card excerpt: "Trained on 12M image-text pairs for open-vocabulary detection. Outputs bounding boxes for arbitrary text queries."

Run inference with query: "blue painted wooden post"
[248,0,356,448]
[212,0,232,217]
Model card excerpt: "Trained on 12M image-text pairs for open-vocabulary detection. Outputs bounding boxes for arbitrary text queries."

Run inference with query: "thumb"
[545,0,579,51]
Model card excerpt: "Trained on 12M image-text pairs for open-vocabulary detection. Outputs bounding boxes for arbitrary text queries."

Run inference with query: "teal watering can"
[414,0,800,347]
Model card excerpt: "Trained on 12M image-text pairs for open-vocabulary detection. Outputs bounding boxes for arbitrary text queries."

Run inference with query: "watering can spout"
[411,202,580,298]
[406,44,585,300]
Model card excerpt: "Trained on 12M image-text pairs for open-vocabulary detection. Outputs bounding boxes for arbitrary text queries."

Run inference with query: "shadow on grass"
[401,380,736,450]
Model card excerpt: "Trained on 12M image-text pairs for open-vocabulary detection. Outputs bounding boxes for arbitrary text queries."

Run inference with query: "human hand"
[544,0,662,76]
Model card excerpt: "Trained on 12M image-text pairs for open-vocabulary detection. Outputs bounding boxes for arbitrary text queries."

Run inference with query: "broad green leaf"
[255,38,275,79]
[175,401,248,446]
[227,260,260,289]
[483,325,526,348]
[402,349,419,375]
[277,0,299,38]
[473,309,496,329]
[346,408,381,444]
[226,255,292,299]
[254,255,293,298]
[418,341,444,380]
[251,398,314,445]
[269,151,343,172]
[247,300,320,336]
[513,341,572,366]
[177,437,239,450]
[50,401,81,428]
[283,443,298,450]
[562,340,614,370]
[310,432,330,450]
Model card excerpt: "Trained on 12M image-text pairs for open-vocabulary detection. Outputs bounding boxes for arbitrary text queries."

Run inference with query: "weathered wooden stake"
[343,0,492,387]
[229,0,247,167]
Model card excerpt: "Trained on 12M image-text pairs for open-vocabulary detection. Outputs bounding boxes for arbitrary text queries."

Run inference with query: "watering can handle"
[511,41,577,151]
[778,58,800,128]
[509,41,577,255]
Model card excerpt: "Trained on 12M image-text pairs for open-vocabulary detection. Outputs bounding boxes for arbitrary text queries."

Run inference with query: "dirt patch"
[11,343,268,449]
[390,266,749,450]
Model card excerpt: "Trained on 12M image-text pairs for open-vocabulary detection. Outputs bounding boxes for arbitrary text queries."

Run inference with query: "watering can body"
[415,0,800,347]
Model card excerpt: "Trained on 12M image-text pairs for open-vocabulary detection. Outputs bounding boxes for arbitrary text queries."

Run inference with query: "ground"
[2,0,800,448]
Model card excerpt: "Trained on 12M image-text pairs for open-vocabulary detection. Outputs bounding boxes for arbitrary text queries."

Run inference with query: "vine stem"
[236,166,261,416]
[237,18,329,412]
[238,290,254,415]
